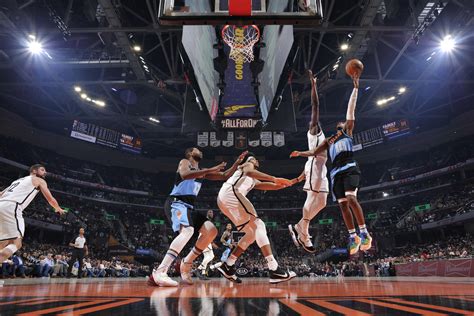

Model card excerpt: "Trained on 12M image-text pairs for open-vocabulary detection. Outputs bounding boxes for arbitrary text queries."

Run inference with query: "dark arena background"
[0,0,473,315]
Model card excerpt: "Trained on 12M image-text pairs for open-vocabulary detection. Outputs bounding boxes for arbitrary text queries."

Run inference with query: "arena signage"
[219,118,259,129]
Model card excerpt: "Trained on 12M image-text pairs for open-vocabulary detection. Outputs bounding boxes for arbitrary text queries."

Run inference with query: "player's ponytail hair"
[29,164,45,173]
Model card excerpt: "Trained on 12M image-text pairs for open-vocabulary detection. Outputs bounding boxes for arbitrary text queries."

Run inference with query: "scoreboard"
[70,120,142,154]
[353,119,411,151]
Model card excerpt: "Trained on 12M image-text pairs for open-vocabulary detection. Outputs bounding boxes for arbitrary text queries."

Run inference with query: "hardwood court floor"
[0,277,474,315]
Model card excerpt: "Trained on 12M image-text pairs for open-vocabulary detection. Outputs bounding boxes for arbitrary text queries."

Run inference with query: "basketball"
[345,59,364,77]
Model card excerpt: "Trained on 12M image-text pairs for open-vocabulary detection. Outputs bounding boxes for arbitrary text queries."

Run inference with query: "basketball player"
[216,153,297,284]
[290,74,372,255]
[195,210,218,280]
[288,70,328,253]
[149,149,247,287]
[209,223,234,272]
[0,164,65,262]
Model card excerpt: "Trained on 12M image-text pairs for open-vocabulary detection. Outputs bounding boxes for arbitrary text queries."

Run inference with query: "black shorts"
[164,197,209,234]
[332,166,361,201]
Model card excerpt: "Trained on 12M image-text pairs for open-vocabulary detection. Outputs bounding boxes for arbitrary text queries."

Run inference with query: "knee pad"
[255,219,270,248]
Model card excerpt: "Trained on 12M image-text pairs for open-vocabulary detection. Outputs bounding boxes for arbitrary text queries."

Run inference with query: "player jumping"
[290,74,372,255]
[288,70,328,253]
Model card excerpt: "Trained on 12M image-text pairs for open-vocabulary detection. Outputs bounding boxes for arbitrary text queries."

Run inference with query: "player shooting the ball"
[290,63,372,255]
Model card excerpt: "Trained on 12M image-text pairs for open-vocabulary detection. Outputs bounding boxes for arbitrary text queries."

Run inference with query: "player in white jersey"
[288,70,329,253]
[216,153,297,284]
[0,164,65,262]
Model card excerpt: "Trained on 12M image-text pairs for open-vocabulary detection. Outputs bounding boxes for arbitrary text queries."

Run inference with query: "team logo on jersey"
[176,210,182,219]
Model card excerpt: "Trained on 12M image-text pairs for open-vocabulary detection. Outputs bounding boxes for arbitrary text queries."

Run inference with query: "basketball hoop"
[222,25,260,63]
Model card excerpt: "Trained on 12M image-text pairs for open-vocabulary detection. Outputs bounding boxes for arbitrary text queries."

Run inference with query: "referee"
[67,227,88,279]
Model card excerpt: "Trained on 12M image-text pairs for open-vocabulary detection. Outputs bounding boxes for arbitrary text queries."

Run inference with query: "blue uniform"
[220,237,232,262]
[166,163,205,232]
[327,129,360,201]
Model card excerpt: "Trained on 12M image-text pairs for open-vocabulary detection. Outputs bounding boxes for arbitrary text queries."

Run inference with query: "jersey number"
[6,182,20,193]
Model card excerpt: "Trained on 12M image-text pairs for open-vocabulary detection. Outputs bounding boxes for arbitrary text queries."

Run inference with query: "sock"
[297,219,310,236]
[359,225,368,234]
[265,255,278,271]
[184,247,203,264]
[211,262,223,270]
[348,229,357,238]
[155,249,178,274]
[226,254,237,267]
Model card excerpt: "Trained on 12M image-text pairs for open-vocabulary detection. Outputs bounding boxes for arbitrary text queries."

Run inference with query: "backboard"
[158,0,323,26]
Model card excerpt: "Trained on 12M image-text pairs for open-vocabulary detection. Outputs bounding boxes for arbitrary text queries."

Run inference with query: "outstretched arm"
[254,181,288,191]
[344,75,359,136]
[178,159,226,180]
[242,163,292,186]
[290,170,305,185]
[205,151,248,181]
[35,178,65,215]
[290,139,329,158]
[308,70,320,135]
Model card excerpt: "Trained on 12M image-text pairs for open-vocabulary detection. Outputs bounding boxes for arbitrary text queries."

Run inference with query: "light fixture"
[377,99,386,106]
[387,96,396,101]
[149,116,160,123]
[398,87,406,94]
[383,192,389,197]
[74,86,82,92]
[340,43,349,51]
[28,41,43,54]
[440,35,455,52]
[95,100,106,107]
[80,93,87,99]
[133,45,141,52]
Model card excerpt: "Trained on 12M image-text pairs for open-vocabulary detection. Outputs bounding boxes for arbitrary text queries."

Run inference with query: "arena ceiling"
[0,0,473,158]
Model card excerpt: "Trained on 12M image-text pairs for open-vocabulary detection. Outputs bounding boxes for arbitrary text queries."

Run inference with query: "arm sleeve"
[346,88,358,121]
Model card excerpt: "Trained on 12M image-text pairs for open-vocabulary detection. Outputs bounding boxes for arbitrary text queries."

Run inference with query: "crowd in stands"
[0,134,474,280]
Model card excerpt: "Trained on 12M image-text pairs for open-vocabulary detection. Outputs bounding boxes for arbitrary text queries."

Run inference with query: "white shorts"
[0,201,25,240]
[303,159,329,193]
[217,184,257,230]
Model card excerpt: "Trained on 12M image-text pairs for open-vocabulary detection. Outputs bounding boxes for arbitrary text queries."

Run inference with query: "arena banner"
[197,132,209,147]
[222,132,234,147]
[209,132,221,147]
[395,259,474,277]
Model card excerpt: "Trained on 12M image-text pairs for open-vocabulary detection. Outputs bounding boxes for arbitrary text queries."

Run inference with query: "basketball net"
[222,25,260,63]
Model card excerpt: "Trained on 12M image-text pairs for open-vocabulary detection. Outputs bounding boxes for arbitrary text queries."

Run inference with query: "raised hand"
[236,151,249,164]
[352,74,360,89]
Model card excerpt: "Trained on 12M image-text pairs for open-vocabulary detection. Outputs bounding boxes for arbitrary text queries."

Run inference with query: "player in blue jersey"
[290,74,372,256]
[149,148,247,287]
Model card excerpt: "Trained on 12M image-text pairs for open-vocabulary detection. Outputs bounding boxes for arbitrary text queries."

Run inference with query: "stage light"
[133,45,141,52]
[95,100,106,107]
[28,41,43,54]
[383,192,389,197]
[340,43,349,51]
[377,99,387,106]
[440,35,455,52]
[74,86,82,92]
[149,117,160,123]
[80,93,87,99]
[398,87,406,94]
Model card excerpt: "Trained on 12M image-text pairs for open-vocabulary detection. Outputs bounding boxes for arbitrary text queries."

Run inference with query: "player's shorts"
[332,166,361,202]
[303,158,329,193]
[217,184,257,230]
[164,197,208,233]
[0,201,25,240]
[221,247,231,262]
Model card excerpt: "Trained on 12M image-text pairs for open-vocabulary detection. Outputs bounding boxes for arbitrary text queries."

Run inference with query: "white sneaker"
[294,224,316,253]
[151,272,178,287]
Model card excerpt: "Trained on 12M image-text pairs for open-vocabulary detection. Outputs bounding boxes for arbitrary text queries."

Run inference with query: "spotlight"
[440,35,455,52]
[149,117,160,123]
[340,43,349,51]
[383,192,389,197]
[80,93,87,99]
[387,96,396,101]
[28,41,43,54]
[95,100,106,107]
[133,45,141,52]
[86,97,92,102]
[28,34,36,40]
[398,87,406,94]
[377,99,386,106]
[74,86,82,92]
